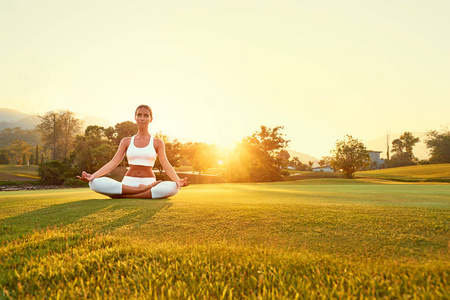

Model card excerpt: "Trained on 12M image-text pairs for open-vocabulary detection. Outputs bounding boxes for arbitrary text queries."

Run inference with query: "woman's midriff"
[125,165,155,178]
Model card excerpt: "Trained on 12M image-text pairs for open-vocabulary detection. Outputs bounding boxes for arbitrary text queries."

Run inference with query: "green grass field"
[1,179,449,299]
[0,164,39,181]
[357,163,450,182]
[2,163,450,183]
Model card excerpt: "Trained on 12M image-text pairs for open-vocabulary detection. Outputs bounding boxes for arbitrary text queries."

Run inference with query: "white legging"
[89,176,179,199]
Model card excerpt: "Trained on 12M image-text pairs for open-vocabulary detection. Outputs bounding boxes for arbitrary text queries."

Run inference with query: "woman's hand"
[77,171,95,182]
[176,177,189,188]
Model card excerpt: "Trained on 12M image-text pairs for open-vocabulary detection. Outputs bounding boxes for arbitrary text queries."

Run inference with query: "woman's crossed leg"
[88,177,179,199]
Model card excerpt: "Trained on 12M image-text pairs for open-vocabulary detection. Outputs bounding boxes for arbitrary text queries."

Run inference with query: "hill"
[356,163,450,182]
[82,115,114,129]
[287,149,318,164]
[0,108,30,122]
[0,108,114,131]
[0,108,40,130]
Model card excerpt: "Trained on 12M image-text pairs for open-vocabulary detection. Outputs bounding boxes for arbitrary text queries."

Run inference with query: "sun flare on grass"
[1,181,449,298]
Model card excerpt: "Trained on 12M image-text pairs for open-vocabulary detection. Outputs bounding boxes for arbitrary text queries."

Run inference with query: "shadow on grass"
[0,198,171,242]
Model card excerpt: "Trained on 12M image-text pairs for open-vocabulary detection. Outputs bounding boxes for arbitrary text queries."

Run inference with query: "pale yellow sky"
[1,0,449,158]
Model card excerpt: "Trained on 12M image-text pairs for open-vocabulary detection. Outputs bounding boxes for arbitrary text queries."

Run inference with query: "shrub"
[38,161,66,185]
[38,159,78,185]
[0,150,10,164]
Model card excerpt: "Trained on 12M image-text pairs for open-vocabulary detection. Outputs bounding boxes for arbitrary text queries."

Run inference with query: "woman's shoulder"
[121,136,133,142]
[153,137,165,151]
[153,137,164,145]
[119,136,133,147]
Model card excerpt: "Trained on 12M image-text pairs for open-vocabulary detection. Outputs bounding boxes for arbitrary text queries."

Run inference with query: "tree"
[104,126,116,144]
[392,132,419,156]
[277,149,290,169]
[22,153,27,165]
[318,159,326,169]
[0,127,40,148]
[0,150,10,164]
[29,153,35,165]
[426,126,450,163]
[35,145,41,165]
[185,142,217,182]
[7,140,31,164]
[288,156,300,170]
[91,143,118,170]
[59,110,82,158]
[153,132,183,178]
[114,121,136,145]
[247,126,289,154]
[36,111,81,160]
[318,156,332,171]
[224,126,290,182]
[36,112,60,160]
[85,125,106,141]
[389,132,419,167]
[288,157,309,171]
[73,125,118,174]
[330,135,370,179]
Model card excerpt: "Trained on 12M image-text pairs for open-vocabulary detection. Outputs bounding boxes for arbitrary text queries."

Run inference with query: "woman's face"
[135,108,152,126]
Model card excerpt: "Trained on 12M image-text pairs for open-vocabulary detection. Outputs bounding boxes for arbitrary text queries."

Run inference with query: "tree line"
[0,127,42,165]
[0,110,296,184]
[1,109,448,183]
[327,127,449,179]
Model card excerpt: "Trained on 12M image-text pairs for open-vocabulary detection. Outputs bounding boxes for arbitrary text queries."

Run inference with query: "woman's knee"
[151,181,179,199]
[89,177,122,195]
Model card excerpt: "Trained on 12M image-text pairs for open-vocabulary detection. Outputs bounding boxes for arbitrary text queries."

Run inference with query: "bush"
[0,150,10,164]
[0,180,28,186]
[281,170,291,177]
[419,159,431,165]
[38,161,66,185]
[38,159,78,185]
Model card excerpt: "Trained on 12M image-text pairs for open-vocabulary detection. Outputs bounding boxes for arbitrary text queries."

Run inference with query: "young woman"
[77,105,189,199]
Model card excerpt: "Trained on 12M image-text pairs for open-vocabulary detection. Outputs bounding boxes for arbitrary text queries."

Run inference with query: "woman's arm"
[155,138,188,187]
[88,138,130,180]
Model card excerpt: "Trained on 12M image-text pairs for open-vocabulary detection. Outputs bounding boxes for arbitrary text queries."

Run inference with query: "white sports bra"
[126,135,157,167]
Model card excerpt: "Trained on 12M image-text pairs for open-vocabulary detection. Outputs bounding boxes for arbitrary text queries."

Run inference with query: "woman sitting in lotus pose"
[77,104,189,199]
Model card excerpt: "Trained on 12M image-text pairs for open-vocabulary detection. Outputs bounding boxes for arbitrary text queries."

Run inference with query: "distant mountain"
[0,108,30,122]
[0,108,114,131]
[364,132,430,160]
[0,108,40,130]
[82,116,114,129]
[287,149,319,165]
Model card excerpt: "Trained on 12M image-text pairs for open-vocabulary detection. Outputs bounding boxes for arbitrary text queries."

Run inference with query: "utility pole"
[386,130,390,161]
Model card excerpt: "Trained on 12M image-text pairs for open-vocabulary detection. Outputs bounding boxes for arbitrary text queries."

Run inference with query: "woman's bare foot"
[138,180,162,192]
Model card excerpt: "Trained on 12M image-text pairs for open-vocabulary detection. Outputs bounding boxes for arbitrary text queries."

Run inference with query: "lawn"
[356,163,450,182]
[1,180,449,298]
[0,164,39,181]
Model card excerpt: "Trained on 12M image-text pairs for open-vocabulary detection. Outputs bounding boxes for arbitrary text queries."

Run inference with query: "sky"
[1,0,449,158]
